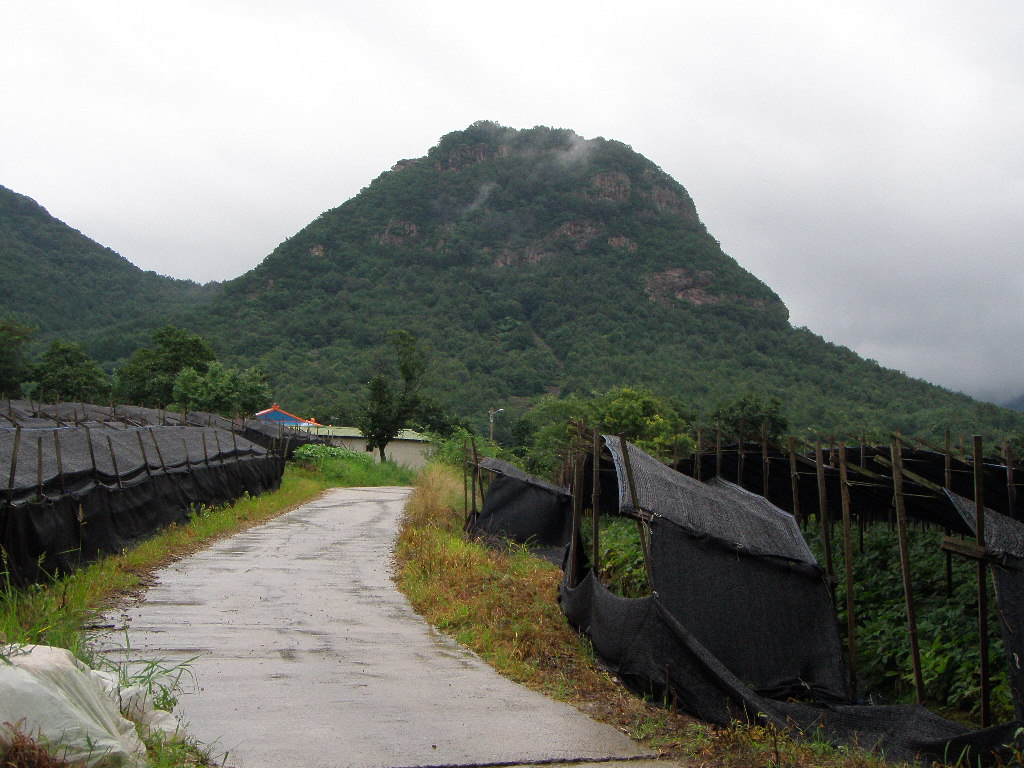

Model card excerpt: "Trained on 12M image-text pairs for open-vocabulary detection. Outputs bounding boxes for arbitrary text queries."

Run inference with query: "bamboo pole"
[761,422,770,499]
[815,440,835,580]
[201,432,211,468]
[973,435,991,727]
[890,441,925,704]
[838,446,858,698]
[945,429,954,597]
[462,437,469,519]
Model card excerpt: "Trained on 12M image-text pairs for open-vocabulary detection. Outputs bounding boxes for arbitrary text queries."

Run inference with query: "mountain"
[174,122,1021,438]
[1006,394,1024,413]
[0,185,218,357]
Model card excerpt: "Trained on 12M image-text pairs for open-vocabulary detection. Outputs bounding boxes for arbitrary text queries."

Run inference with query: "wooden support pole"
[890,441,925,705]
[788,437,801,522]
[695,428,703,481]
[84,427,99,485]
[54,430,66,494]
[974,435,991,727]
[214,431,225,465]
[716,425,723,479]
[815,440,835,580]
[761,423,770,500]
[462,437,469,519]
[7,425,21,505]
[737,421,746,487]
[36,435,44,501]
[838,446,858,699]
[569,450,583,587]
[470,437,480,513]
[1005,439,1017,519]
[135,431,153,479]
[149,429,167,474]
[183,439,192,472]
[945,429,954,597]
[860,434,867,468]
[592,430,601,575]
[107,436,123,489]
[201,432,211,468]
[619,434,654,587]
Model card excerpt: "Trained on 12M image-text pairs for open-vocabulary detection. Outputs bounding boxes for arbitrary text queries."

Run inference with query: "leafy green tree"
[172,362,272,416]
[0,316,35,396]
[705,391,788,441]
[355,331,426,460]
[591,386,689,460]
[33,340,109,402]
[114,325,217,407]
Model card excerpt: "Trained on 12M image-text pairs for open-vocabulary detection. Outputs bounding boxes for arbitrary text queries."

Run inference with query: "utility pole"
[488,408,504,443]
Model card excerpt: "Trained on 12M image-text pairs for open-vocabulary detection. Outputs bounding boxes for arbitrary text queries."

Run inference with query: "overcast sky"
[2,1,1022,404]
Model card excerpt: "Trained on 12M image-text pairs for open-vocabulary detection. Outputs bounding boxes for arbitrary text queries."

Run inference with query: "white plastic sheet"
[0,644,147,767]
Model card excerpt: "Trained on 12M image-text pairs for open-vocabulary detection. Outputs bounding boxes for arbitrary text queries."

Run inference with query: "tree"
[705,391,788,441]
[355,331,426,461]
[172,362,272,416]
[114,325,217,407]
[0,316,35,396]
[591,386,689,460]
[33,340,108,402]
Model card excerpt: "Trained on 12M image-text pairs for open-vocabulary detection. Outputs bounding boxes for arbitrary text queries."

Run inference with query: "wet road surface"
[101,486,655,768]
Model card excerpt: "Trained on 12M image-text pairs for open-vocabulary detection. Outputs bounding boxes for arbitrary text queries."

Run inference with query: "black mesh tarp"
[558,437,1024,764]
[470,458,572,560]
[1,415,285,587]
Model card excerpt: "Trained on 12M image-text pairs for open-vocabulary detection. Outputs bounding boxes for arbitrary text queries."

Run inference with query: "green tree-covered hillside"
[177,122,1020,438]
[0,185,219,357]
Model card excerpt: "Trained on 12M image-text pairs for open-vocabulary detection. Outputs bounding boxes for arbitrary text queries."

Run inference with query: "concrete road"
[101,486,655,768]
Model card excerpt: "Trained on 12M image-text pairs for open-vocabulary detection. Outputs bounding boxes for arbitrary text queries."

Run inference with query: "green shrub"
[292,442,416,486]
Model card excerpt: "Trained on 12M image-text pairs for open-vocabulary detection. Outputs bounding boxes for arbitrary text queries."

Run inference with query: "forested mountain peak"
[193,123,1020,438]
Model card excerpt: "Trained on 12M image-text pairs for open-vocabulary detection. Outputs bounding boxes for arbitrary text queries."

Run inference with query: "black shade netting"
[471,458,571,561]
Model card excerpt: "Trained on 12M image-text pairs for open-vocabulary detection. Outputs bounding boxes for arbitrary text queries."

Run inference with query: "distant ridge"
[0,184,218,353]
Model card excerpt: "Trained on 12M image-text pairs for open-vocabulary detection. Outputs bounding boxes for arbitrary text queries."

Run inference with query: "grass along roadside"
[394,464,906,768]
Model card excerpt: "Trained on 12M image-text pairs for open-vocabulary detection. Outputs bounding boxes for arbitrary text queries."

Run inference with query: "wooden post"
[592,430,601,575]
[890,442,925,704]
[1005,439,1017,519]
[462,437,469,518]
[183,439,192,472]
[214,431,226,465]
[945,429,954,597]
[149,429,168,473]
[84,426,100,485]
[788,437,801,522]
[107,436,123,489]
[859,433,867,468]
[838,446,858,698]
[974,435,991,727]
[815,440,835,580]
[135,431,153,479]
[619,434,654,587]
[569,450,583,586]
[3,423,17,505]
[695,428,703,482]
[54,430,66,494]
[737,421,746,487]
[470,437,480,513]
[201,432,211,467]
[716,425,723,479]
[761,422,770,499]
[36,435,44,501]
